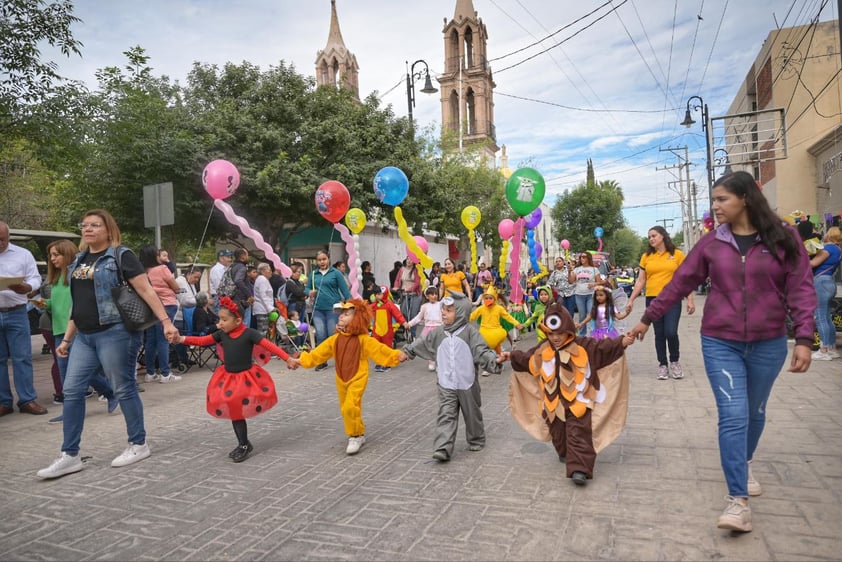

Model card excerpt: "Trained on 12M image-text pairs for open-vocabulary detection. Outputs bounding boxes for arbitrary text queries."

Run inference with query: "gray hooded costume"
[404,291,501,460]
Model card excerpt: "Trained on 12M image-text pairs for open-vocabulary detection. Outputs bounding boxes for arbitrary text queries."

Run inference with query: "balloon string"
[189,205,216,273]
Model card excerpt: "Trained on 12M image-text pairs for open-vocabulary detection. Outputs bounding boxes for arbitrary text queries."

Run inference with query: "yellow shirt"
[440,271,467,294]
[639,249,685,297]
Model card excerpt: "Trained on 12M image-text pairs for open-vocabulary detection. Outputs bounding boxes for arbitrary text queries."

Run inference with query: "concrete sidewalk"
[1,295,840,561]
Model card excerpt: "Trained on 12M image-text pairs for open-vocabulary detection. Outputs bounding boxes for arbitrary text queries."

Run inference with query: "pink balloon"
[498,219,514,240]
[213,199,292,278]
[203,159,240,200]
[407,235,429,264]
[561,239,570,250]
[334,223,361,298]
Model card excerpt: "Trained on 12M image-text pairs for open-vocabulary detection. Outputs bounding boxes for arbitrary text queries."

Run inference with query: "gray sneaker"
[37,452,84,479]
[747,461,762,496]
[717,496,752,532]
[669,361,684,379]
[657,365,669,380]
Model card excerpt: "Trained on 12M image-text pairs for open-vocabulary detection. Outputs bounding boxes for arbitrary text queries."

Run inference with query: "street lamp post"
[681,95,715,218]
[406,59,438,125]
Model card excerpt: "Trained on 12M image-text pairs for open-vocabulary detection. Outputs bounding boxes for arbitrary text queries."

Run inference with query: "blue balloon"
[373,166,409,206]
[594,226,604,238]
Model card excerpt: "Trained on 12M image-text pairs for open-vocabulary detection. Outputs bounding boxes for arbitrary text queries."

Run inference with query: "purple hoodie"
[642,223,817,346]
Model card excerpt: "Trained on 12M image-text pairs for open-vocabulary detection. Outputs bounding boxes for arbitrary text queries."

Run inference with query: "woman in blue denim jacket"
[37,209,179,480]
[630,172,816,533]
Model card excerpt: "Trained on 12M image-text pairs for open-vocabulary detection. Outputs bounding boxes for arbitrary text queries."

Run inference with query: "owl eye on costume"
[544,314,563,332]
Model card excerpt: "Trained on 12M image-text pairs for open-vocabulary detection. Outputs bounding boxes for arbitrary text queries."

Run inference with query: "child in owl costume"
[401,292,504,462]
[505,302,634,485]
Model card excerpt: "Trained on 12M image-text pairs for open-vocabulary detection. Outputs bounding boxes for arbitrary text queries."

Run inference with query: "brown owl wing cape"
[508,337,630,453]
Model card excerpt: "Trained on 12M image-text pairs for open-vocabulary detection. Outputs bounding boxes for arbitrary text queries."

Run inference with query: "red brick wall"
[757,58,773,109]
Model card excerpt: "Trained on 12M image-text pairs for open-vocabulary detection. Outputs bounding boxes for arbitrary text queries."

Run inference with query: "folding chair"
[184,306,221,369]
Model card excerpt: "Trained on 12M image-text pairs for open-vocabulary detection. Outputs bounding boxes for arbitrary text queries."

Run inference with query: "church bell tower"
[315,0,359,99]
[439,0,499,163]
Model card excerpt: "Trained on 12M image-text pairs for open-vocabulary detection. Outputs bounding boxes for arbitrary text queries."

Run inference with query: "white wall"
[356,224,452,287]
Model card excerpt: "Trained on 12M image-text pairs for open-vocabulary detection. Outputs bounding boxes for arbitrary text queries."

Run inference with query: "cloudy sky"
[45,0,837,236]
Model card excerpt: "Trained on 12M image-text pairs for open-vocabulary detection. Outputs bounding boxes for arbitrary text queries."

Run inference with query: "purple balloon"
[298,322,309,333]
[525,207,542,229]
[535,242,543,259]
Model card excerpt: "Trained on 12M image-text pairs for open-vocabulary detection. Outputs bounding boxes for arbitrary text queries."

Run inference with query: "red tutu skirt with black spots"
[206,364,277,419]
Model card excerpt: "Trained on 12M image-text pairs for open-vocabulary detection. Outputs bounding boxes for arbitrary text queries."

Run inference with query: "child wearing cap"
[290,299,403,455]
[406,286,443,371]
[370,286,409,373]
[504,302,634,486]
[399,291,504,462]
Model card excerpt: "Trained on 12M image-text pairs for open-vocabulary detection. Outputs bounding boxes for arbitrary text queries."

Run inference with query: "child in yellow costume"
[291,299,402,455]
[470,285,522,353]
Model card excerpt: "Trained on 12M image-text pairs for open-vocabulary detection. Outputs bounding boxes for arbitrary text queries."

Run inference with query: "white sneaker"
[811,350,834,361]
[827,349,840,359]
[144,373,160,383]
[427,361,436,372]
[346,435,365,455]
[159,374,182,383]
[111,442,151,467]
[717,495,752,532]
[37,452,84,479]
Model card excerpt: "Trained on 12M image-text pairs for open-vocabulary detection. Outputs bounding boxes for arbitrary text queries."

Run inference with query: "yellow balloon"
[345,208,367,234]
[461,206,481,230]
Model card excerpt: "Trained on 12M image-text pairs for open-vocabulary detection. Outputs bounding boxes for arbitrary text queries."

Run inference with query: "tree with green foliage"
[604,227,643,268]
[1,0,83,134]
[550,179,626,254]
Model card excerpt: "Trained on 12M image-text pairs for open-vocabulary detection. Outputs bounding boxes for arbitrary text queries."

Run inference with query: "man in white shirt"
[0,222,48,416]
[209,250,233,299]
[252,263,275,336]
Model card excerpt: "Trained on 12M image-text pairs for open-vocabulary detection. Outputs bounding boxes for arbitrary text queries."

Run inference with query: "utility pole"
[656,218,674,230]
[656,146,696,250]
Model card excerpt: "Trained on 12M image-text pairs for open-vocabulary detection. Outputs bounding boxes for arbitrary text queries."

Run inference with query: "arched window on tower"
[332,58,342,89]
[466,87,476,134]
[449,30,459,72]
[319,61,329,86]
[449,90,459,133]
[463,27,474,68]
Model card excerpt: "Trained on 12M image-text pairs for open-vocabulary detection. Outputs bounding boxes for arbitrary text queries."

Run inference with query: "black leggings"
[232,419,248,445]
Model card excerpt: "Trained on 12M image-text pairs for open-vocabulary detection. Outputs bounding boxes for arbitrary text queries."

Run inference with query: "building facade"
[724,20,842,224]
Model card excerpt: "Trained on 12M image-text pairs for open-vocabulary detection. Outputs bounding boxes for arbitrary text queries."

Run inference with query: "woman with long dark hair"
[629,171,815,532]
[626,226,695,379]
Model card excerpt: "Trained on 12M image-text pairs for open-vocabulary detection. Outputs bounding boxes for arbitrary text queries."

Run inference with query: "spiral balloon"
[394,207,432,269]
[469,229,478,274]
[213,199,292,278]
[334,222,360,298]
[499,239,510,279]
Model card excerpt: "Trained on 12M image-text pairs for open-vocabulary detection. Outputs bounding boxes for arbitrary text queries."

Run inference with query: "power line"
[488,0,616,63]
[496,91,680,113]
[495,0,629,74]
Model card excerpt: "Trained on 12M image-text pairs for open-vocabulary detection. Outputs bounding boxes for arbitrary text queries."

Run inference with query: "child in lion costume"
[292,299,403,455]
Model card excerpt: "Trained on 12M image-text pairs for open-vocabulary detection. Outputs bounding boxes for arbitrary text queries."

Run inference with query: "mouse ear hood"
[442,290,471,332]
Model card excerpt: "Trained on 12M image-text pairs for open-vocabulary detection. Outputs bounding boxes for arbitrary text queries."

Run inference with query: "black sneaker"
[53,394,64,405]
[230,442,253,463]
[571,471,588,486]
[314,363,329,372]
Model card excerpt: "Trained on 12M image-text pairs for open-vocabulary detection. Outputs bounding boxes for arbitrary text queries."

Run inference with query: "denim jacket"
[67,246,131,327]
[643,224,817,346]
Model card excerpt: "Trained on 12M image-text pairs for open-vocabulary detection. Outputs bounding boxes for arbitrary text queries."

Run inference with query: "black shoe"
[571,471,587,486]
[230,442,253,462]
[53,394,64,405]
[314,363,329,372]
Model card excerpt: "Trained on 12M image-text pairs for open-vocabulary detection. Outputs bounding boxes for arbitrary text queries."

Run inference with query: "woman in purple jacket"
[630,171,815,534]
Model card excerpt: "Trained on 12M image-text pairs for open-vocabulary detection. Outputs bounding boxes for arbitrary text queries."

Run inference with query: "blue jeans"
[701,335,787,497]
[312,308,339,348]
[400,293,422,337]
[813,275,837,348]
[143,304,177,375]
[574,294,593,335]
[647,296,681,365]
[561,295,576,319]
[0,306,37,407]
[62,323,145,455]
[55,332,114,399]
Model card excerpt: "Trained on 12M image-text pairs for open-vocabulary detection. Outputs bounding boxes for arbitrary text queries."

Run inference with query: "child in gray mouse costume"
[399,291,505,462]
